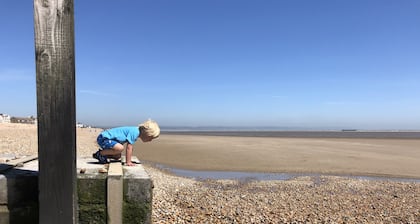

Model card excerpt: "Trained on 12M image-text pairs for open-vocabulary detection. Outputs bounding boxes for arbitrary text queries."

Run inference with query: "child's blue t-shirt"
[100,126,140,144]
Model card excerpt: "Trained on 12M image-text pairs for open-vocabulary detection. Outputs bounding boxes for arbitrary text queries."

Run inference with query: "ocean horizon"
[160,126,420,132]
[94,125,420,139]
[159,127,420,139]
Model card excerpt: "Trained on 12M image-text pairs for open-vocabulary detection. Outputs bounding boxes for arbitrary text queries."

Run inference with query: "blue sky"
[1,0,420,130]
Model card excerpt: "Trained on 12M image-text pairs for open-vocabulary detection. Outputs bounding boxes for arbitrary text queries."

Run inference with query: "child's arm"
[125,143,135,166]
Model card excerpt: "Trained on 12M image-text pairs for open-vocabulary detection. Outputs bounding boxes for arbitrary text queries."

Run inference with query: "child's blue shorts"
[97,134,118,149]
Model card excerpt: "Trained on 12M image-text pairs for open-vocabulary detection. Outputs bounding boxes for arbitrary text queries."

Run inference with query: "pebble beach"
[1,123,419,223]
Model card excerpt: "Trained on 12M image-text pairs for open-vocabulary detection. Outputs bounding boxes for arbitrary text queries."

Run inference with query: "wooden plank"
[107,162,123,224]
[0,155,38,172]
[34,0,76,223]
[4,155,38,166]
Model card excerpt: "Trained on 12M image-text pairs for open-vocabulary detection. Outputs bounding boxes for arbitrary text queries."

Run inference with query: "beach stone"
[143,164,420,224]
[98,168,107,173]
[1,123,420,224]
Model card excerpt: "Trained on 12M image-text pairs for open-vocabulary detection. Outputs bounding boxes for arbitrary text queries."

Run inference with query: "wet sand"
[2,123,420,223]
[135,134,420,179]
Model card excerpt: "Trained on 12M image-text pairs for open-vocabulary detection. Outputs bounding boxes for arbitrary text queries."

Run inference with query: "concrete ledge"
[0,205,9,224]
[0,159,38,224]
[0,156,153,224]
[123,157,153,224]
[77,157,108,224]
[78,156,153,224]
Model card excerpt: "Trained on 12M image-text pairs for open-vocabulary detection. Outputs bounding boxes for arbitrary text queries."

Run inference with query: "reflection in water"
[154,163,420,183]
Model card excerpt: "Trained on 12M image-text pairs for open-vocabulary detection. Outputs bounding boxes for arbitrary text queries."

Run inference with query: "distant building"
[0,114,11,123]
[10,116,37,124]
[76,122,91,128]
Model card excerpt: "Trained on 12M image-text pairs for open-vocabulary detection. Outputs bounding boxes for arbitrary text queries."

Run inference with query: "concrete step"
[0,156,152,224]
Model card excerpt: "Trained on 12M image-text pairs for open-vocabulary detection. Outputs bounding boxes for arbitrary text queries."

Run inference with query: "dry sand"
[0,123,102,158]
[1,123,419,223]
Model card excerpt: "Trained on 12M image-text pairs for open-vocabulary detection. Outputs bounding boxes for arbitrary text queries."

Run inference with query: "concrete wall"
[0,157,153,224]
[123,164,153,224]
[0,167,38,224]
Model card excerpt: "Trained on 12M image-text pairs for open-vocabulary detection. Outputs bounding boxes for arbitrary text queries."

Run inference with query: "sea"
[161,127,420,139]
[156,127,420,182]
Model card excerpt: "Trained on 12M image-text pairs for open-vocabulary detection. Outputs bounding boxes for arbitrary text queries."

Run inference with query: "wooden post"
[34,0,76,223]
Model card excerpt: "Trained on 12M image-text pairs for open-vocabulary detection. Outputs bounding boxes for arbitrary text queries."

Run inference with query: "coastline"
[135,134,420,179]
[162,130,420,139]
[1,123,419,223]
[146,161,420,183]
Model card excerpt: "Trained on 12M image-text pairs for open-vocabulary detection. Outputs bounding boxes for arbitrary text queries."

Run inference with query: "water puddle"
[153,163,420,183]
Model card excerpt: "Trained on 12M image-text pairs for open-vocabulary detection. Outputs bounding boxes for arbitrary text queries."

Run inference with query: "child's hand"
[126,161,135,166]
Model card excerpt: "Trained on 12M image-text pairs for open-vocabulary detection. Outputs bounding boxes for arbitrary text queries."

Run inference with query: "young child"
[92,119,160,166]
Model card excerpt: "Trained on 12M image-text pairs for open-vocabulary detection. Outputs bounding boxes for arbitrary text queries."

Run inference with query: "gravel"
[146,164,419,223]
[1,123,419,223]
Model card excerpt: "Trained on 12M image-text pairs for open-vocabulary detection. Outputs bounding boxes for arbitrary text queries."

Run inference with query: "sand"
[3,123,418,179]
[136,134,420,179]
[0,123,102,158]
[1,123,419,223]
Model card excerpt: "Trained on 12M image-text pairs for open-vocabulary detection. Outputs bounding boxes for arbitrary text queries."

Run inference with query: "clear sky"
[1,0,420,130]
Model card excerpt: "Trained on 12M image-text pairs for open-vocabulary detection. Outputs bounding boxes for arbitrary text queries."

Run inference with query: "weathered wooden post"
[34,0,76,223]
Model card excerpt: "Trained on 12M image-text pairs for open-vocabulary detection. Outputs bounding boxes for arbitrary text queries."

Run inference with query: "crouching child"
[93,119,160,166]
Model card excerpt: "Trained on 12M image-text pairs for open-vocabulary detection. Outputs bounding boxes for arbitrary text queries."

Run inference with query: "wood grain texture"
[34,0,76,223]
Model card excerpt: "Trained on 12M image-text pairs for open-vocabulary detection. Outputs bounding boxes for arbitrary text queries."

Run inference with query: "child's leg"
[99,143,124,160]
[108,154,122,160]
[94,135,122,163]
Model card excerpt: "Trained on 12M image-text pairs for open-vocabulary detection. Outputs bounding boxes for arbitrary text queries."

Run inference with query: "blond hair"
[139,119,160,138]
